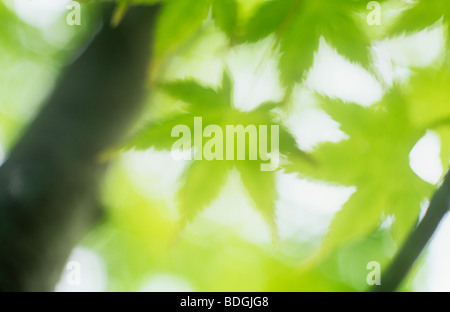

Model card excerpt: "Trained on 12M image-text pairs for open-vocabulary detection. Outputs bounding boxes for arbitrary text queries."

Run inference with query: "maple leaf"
[127,71,308,236]
[147,0,239,79]
[243,0,374,88]
[389,0,448,42]
[286,87,434,260]
[404,68,450,169]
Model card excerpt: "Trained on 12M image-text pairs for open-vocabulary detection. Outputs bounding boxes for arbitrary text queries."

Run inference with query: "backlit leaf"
[152,0,210,76]
[287,89,433,259]
[128,72,308,229]
[212,0,239,39]
[243,0,373,87]
[178,160,232,220]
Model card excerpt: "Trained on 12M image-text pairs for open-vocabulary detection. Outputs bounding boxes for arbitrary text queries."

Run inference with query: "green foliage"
[152,0,210,75]
[404,68,450,169]
[128,71,307,233]
[90,163,366,291]
[212,0,239,39]
[5,0,450,291]
[0,2,55,56]
[128,113,194,150]
[0,2,22,50]
[286,89,434,260]
[243,0,372,87]
[178,160,232,220]
[105,0,450,290]
[389,0,447,39]
[148,0,239,78]
[405,68,450,129]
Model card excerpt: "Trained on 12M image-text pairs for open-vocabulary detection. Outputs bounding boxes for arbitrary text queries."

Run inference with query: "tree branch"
[0,3,160,291]
[372,171,450,292]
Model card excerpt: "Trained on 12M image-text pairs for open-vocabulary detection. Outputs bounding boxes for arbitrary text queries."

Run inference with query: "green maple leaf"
[212,0,239,40]
[286,88,434,260]
[405,68,450,128]
[243,0,373,87]
[147,0,239,77]
[404,68,450,169]
[128,71,307,235]
[153,0,210,66]
[389,0,448,41]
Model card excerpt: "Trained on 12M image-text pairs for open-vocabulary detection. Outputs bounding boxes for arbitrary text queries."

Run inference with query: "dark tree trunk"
[0,3,160,291]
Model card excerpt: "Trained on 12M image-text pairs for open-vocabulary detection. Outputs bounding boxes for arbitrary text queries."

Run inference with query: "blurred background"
[1,0,450,291]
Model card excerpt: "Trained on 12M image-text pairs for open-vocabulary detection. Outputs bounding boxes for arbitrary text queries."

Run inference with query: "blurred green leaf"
[287,89,433,260]
[242,0,295,43]
[403,68,450,174]
[127,113,194,150]
[127,72,308,230]
[389,0,445,37]
[212,0,239,39]
[405,69,450,128]
[178,160,232,220]
[161,80,229,113]
[219,69,234,105]
[320,2,370,68]
[152,0,210,76]
[243,0,372,87]
[236,161,277,236]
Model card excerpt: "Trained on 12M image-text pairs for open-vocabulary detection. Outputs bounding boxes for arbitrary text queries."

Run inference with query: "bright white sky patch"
[275,173,355,242]
[284,87,348,152]
[409,131,443,185]
[373,26,445,85]
[56,246,107,292]
[13,0,71,29]
[186,170,355,247]
[425,214,450,292]
[385,26,444,67]
[414,213,450,292]
[166,24,225,86]
[123,150,187,208]
[285,107,348,152]
[418,199,430,223]
[190,169,272,245]
[140,274,194,292]
[307,38,384,107]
